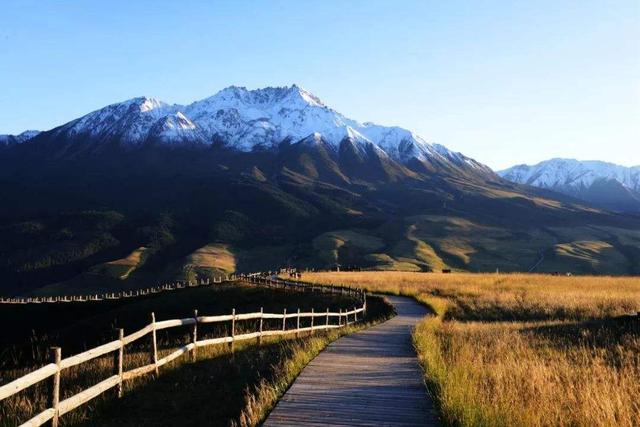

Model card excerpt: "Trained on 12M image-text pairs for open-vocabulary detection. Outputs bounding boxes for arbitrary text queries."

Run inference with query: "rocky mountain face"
[1,86,639,295]
[26,85,492,178]
[499,159,640,212]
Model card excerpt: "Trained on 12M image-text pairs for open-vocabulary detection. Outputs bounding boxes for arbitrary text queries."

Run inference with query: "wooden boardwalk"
[264,295,439,426]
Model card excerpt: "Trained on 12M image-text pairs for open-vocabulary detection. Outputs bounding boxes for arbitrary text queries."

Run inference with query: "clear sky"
[0,1,638,170]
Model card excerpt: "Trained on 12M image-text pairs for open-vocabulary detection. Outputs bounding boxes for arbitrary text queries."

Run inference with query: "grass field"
[303,271,640,427]
[0,282,358,369]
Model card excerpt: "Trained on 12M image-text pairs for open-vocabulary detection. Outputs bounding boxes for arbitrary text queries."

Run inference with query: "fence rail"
[0,274,366,427]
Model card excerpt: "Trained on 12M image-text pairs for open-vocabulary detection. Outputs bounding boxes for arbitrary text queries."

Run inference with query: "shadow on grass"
[70,295,395,427]
[0,282,358,370]
[521,314,639,350]
[78,340,299,427]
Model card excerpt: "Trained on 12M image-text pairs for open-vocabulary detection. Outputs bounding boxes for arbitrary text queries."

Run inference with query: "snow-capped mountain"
[0,130,41,146]
[499,159,640,211]
[499,159,640,192]
[4,88,640,281]
[51,97,177,144]
[26,85,491,175]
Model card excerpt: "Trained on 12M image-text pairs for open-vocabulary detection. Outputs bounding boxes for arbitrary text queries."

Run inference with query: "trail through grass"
[305,272,640,427]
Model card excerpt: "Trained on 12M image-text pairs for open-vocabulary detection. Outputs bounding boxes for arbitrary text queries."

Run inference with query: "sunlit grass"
[305,271,640,427]
[304,271,640,320]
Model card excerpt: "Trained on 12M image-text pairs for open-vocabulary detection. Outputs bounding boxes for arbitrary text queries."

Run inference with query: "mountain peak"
[203,84,325,109]
[56,96,175,143]
[288,84,325,107]
[134,96,168,112]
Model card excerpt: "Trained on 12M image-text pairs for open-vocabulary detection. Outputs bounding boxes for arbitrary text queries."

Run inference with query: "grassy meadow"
[0,282,358,369]
[303,271,640,427]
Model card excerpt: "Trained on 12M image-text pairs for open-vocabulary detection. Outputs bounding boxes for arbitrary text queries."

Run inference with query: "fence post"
[115,329,124,398]
[282,308,287,332]
[151,312,158,376]
[48,347,61,427]
[353,306,357,323]
[339,309,343,326]
[258,307,264,345]
[326,308,329,331]
[309,308,316,335]
[296,308,301,338]
[230,308,236,354]
[363,293,367,318]
[191,309,198,362]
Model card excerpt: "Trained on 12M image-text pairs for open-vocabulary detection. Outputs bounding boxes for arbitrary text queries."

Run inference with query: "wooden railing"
[0,275,366,427]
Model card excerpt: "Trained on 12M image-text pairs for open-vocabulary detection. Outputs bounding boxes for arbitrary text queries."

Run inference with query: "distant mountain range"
[0,130,40,146]
[499,159,640,212]
[1,85,639,295]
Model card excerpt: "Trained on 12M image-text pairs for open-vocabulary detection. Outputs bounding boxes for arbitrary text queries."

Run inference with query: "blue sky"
[0,1,638,169]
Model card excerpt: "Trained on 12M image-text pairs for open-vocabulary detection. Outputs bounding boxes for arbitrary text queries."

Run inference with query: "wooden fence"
[0,277,227,305]
[0,275,366,427]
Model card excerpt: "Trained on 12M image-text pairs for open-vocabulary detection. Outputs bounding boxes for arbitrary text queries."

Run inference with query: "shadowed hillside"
[1,85,639,295]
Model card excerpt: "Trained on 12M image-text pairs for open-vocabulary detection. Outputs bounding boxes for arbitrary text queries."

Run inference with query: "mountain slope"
[0,86,639,295]
[499,159,640,212]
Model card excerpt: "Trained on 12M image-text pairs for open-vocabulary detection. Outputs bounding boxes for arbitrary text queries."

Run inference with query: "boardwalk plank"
[264,296,440,426]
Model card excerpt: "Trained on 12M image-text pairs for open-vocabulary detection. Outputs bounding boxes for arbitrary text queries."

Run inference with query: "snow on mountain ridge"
[183,85,365,150]
[499,158,640,192]
[18,130,41,139]
[24,85,490,173]
[148,112,204,143]
[57,96,177,143]
[0,130,41,146]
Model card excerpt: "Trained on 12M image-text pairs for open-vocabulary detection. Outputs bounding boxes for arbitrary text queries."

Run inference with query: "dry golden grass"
[90,247,149,279]
[184,243,237,274]
[304,271,640,427]
[304,272,640,320]
[415,319,640,427]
